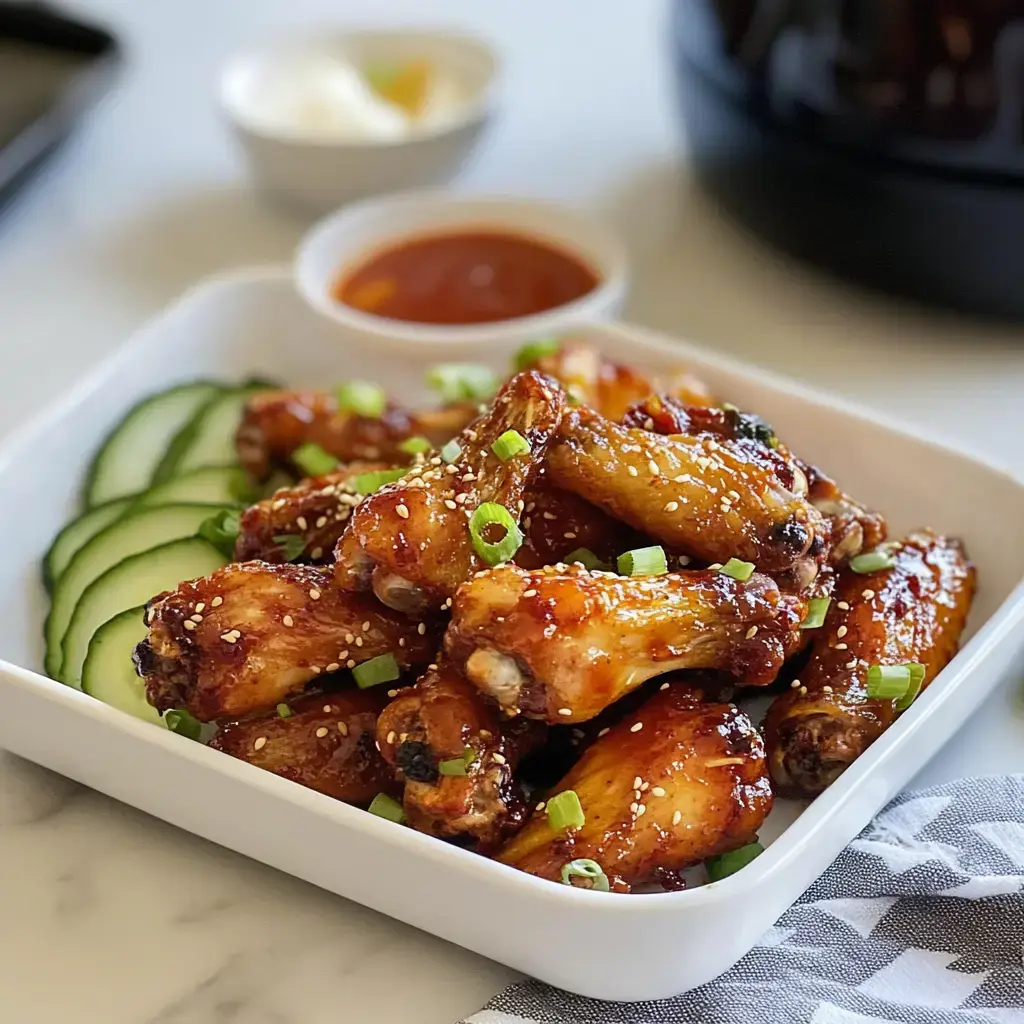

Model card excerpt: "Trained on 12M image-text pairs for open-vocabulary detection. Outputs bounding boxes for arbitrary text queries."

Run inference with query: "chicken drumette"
[445,563,804,722]
[334,370,565,615]
[497,684,772,892]
[135,562,438,721]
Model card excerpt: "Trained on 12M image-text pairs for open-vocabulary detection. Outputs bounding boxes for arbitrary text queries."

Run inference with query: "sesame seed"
[147,608,156,623]
[846,659,857,669]
[640,781,650,792]
[444,499,457,510]
[627,466,639,477]
[466,429,478,442]
[745,626,758,639]
[309,589,321,600]
[311,666,321,674]
[630,802,639,814]
[183,620,196,631]
[799,685,808,695]
[315,727,329,738]
[597,727,610,737]
[396,504,410,519]
[630,722,643,733]
[836,643,848,650]
[296,517,308,531]
[633,776,643,789]
[220,631,237,643]
[862,589,875,599]
[445,464,459,475]
[659,682,670,691]
[211,596,223,607]
[651,786,666,797]
[563,531,577,540]
[354,637,364,647]
[790,679,801,689]
[338,650,349,660]
[542,512,556,521]
[443,597,453,609]
[337,722,348,736]
[326,662,340,673]
[558,708,573,717]
[492,752,507,765]
[283,615,294,627]
[728,490,741,500]
[636,804,647,817]
[310,547,323,560]
[253,736,267,751]
[837,601,850,610]
[362,621,371,632]
[535,801,546,811]
[648,460,660,476]
[195,603,205,613]
[823,685,833,693]
[387,731,396,745]
[346,660,356,669]
[417,622,426,635]
[837,625,848,639]
[523,589,537,598]
[672,810,682,826]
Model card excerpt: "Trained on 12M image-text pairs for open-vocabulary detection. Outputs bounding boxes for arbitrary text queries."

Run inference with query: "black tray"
[0,2,120,210]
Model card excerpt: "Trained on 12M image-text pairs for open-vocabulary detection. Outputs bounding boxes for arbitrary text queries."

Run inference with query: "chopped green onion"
[273,533,307,563]
[866,663,925,702]
[426,363,498,404]
[197,509,240,559]
[800,596,831,630]
[564,547,610,571]
[546,790,585,832]
[293,442,339,477]
[368,792,405,824]
[353,653,401,689]
[469,503,523,566]
[617,545,668,577]
[335,380,386,418]
[850,549,897,574]
[228,468,261,504]
[276,703,292,718]
[438,757,468,776]
[566,385,585,406]
[896,663,927,711]
[705,842,764,882]
[720,557,756,582]
[440,439,462,464]
[560,858,610,892]
[514,338,560,370]
[164,709,202,741]
[491,429,532,462]
[352,467,406,494]
[398,435,432,456]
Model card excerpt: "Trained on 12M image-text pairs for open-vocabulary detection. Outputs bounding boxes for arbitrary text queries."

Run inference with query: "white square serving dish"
[0,268,1022,1002]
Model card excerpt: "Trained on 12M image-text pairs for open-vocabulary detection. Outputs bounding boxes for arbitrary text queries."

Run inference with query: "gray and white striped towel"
[462,776,1024,1024]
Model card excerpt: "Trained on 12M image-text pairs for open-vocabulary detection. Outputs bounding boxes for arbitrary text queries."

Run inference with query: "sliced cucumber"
[81,607,165,726]
[44,503,228,680]
[43,498,132,592]
[130,465,252,511]
[83,382,222,507]
[61,537,226,689]
[155,383,272,482]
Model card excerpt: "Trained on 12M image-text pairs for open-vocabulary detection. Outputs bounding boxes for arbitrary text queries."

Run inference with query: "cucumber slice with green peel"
[83,382,222,507]
[61,536,226,689]
[43,498,132,592]
[154,383,273,482]
[129,465,254,511]
[44,503,229,680]
[81,607,165,726]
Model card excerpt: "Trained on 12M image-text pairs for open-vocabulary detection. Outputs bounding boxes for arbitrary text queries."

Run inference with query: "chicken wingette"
[764,531,975,797]
[497,684,772,892]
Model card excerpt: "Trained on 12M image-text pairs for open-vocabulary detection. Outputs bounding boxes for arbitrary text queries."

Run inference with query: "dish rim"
[4,264,1023,912]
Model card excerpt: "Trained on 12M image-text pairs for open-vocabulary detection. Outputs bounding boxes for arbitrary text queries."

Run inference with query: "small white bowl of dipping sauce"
[219,29,498,214]
[294,191,629,348]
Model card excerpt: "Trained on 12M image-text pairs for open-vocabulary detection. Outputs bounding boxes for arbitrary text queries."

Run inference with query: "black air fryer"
[673,1,1024,319]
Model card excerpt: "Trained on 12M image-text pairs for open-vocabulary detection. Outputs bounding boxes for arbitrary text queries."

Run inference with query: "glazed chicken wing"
[445,563,804,723]
[135,562,438,721]
[547,407,826,581]
[236,387,475,481]
[623,394,886,566]
[209,689,398,806]
[376,663,546,852]
[514,481,643,571]
[334,370,565,614]
[497,684,772,892]
[521,339,714,420]
[234,462,387,564]
[764,531,975,798]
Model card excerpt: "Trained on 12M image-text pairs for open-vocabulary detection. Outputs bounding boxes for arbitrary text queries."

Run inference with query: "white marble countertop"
[1,1,1023,1020]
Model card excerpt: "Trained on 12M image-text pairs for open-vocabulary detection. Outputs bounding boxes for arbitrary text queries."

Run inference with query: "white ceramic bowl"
[294,191,630,347]
[219,29,498,214]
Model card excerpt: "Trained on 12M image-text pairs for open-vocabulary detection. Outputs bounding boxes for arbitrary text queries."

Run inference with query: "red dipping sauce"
[334,230,601,325]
